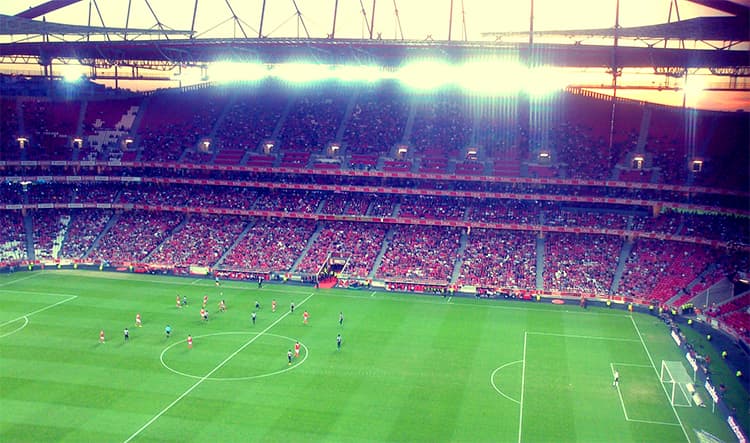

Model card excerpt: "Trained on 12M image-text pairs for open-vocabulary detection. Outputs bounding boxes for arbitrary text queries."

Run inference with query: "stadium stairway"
[635,107,652,153]
[335,90,361,142]
[214,220,255,268]
[71,100,87,161]
[128,95,151,162]
[400,98,418,145]
[23,212,34,261]
[535,235,545,290]
[56,214,72,259]
[290,223,324,273]
[206,95,237,164]
[269,94,296,145]
[368,226,396,280]
[82,212,120,260]
[449,230,469,285]
[610,238,633,294]
[142,215,189,263]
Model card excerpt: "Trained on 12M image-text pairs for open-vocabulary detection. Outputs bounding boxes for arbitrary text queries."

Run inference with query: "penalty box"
[521,332,680,429]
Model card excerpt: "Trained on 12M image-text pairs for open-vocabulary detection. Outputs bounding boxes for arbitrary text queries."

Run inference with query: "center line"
[123,292,315,443]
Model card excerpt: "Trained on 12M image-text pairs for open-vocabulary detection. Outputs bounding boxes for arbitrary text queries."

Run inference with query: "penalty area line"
[123,292,315,443]
[0,295,78,328]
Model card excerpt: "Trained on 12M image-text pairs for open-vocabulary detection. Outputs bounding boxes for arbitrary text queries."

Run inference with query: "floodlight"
[683,76,708,96]
[524,67,566,96]
[397,61,454,90]
[211,62,268,83]
[334,65,383,82]
[17,137,28,148]
[273,63,333,83]
[456,61,524,95]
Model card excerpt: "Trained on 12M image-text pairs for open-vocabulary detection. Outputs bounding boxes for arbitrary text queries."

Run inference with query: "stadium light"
[211,62,268,83]
[273,63,333,83]
[456,61,524,95]
[17,137,28,148]
[523,67,566,96]
[397,61,455,91]
[333,65,384,83]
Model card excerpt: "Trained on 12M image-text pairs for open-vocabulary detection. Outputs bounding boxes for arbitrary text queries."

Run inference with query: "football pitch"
[0,270,740,442]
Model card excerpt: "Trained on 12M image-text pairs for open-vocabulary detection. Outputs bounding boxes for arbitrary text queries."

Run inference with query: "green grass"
[0,270,741,442]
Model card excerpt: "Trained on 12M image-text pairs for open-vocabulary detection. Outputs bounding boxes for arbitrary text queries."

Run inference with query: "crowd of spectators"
[343,84,407,155]
[458,229,536,289]
[277,88,348,152]
[147,215,246,267]
[220,218,316,272]
[543,233,621,295]
[20,99,80,161]
[398,196,467,220]
[618,239,715,302]
[88,211,183,264]
[31,210,66,260]
[213,88,286,158]
[295,221,388,277]
[0,211,26,262]
[59,210,113,259]
[137,91,227,162]
[376,226,461,282]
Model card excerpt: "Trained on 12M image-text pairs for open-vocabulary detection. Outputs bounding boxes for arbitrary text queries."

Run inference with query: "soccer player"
[135,313,142,327]
[165,325,172,338]
[337,334,342,351]
[99,329,105,344]
[272,299,277,313]
[176,295,182,309]
[258,276,263,288]
[200,308,207,321]
[215,275,220,286]
[294,341,301,358]
[255,300,260,310]
[251,311,257,325]
[203,309,209,322]
[182,295,188,306]
[124,327,129,341]
[613,370,620,387]
[187,335,193,349]
[203,295,209,308]
[288,349,293,365]
[303,310,310,324]
[339,312,344,327]
[219,300,226,312]
[290,302,295,313]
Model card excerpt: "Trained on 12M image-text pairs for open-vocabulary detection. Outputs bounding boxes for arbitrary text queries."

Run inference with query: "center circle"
[160,331,309,381]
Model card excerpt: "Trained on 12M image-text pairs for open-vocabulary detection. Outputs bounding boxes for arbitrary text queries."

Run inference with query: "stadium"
[0,0,749,442]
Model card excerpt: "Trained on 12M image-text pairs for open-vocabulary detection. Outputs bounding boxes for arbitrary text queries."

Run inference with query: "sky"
[2,0,749,110]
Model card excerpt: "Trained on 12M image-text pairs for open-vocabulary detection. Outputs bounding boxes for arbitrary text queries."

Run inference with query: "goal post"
[660,360,694,407]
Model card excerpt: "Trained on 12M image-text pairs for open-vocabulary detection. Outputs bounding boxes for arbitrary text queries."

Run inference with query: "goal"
[659,360,693,407]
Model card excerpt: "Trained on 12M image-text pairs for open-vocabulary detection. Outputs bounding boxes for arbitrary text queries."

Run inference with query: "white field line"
[517,332,528,443]
[0,272,38,287]
[490,361,523,405]
[123,292,315,443]
[612,362,630,421]
[527,331,640,342]
[629,316,691,442]
[0,294,78,328]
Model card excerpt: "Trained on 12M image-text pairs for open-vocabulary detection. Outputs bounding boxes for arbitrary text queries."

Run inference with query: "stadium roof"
[0,14,191,38]
[482,16,749,43]
[0,38,747,70]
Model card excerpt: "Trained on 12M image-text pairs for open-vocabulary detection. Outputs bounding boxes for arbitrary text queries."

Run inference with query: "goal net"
[659,360,693,407]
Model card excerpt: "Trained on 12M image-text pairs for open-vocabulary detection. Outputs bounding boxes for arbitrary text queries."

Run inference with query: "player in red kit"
[294,341,301,358]
[176,295,181,309]
[99,329,105,344]
[303,310,310,324]
[135,313,142,327]
[272,299,277,313]
[218,300,226,312]
[187,335,193,349]
[203,295,208,308]
[200,308,206,321]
